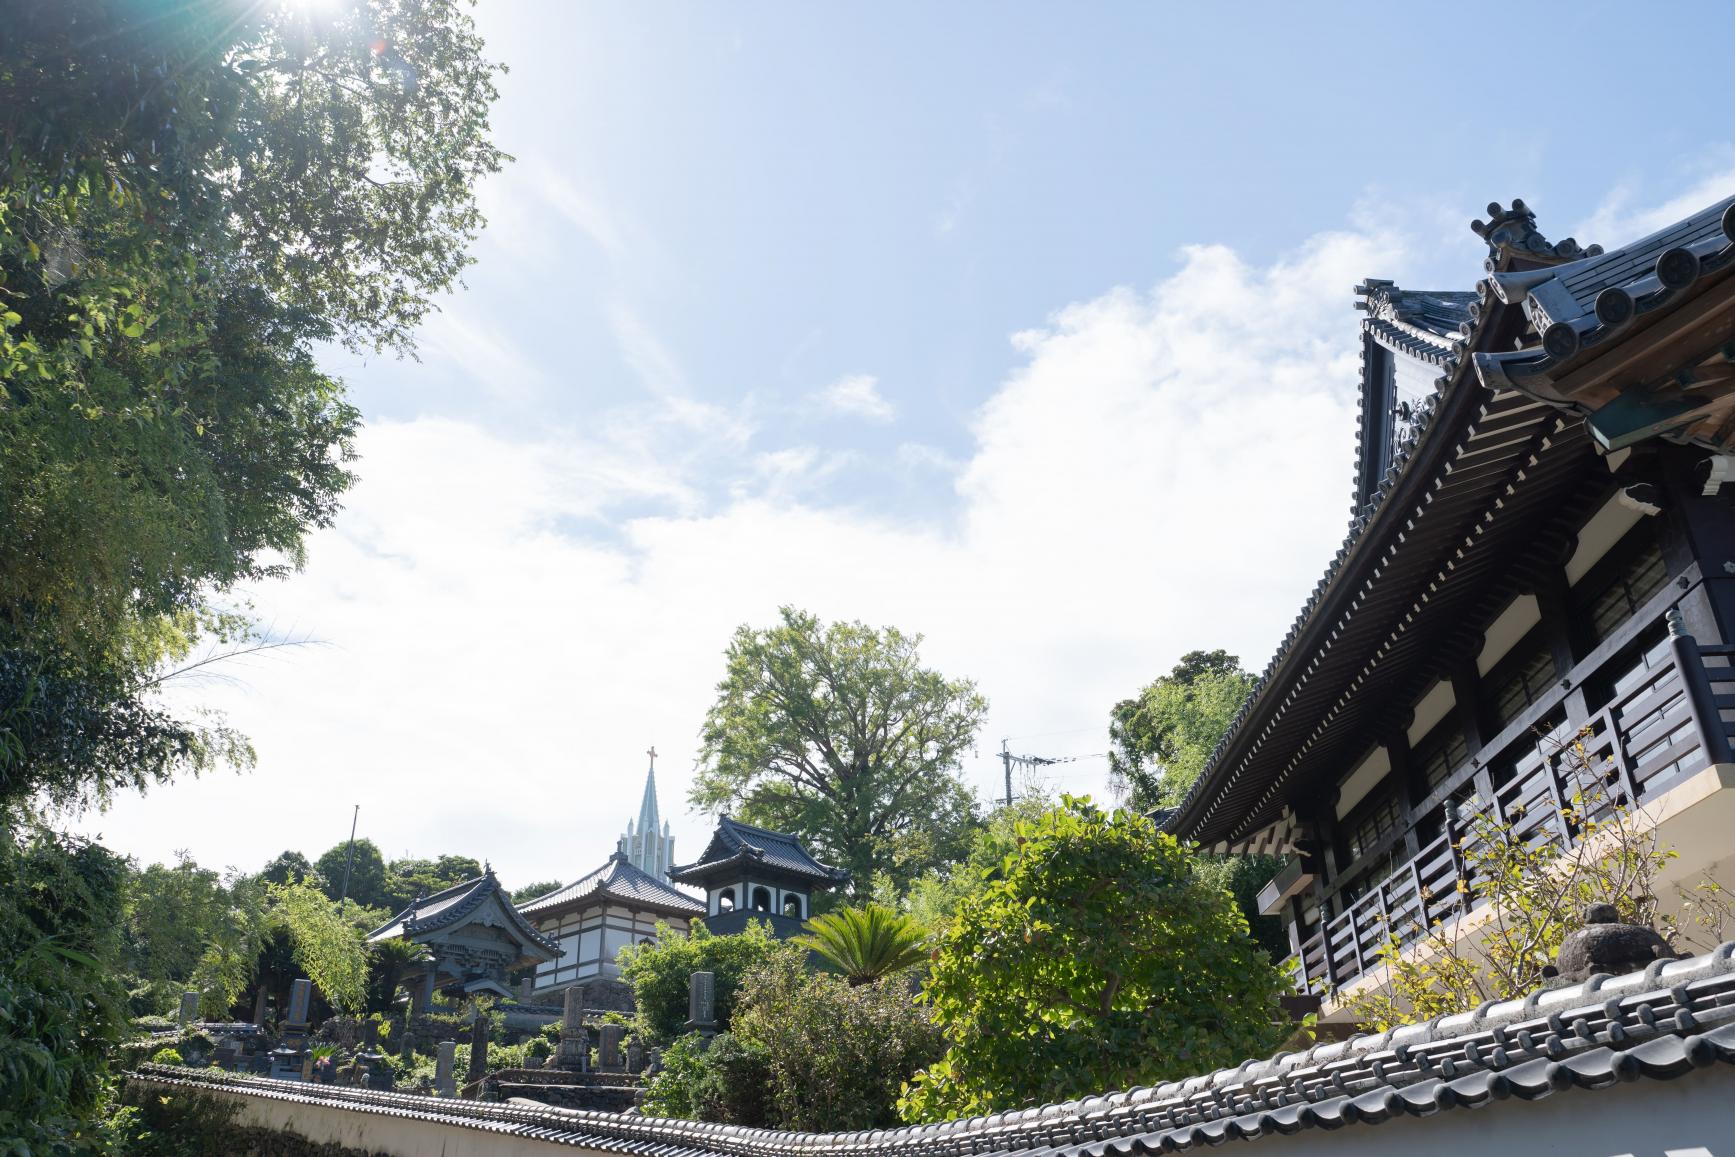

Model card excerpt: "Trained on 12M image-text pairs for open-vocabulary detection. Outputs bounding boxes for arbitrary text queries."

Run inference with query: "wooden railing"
[1292,598,1734,996]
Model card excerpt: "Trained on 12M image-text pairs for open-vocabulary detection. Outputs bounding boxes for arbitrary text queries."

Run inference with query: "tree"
[902,792,1055,935]
[315,838,389,911]
[121,854,232,995]
[384,854,483,910]
[619,920,796,1044]
[795,904,928,986]
[265,879,368,1014]
[511,879,563,905]
[898,798,1287,1122]
[1108,650,1253,811]
[692,607,988,899]
[1,0,504,807]
[259,850,319,888]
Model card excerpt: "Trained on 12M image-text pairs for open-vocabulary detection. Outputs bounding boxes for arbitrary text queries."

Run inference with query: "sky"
[73,0,1735,895]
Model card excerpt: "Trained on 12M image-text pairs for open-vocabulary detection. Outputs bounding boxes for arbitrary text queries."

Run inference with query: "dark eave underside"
[1175,371,1600,846]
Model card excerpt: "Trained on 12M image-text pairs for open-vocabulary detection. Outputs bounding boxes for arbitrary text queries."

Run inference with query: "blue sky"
[84,1,1735,889]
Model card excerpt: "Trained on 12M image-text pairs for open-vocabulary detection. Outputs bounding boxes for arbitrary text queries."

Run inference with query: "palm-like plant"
[795,904,928,986]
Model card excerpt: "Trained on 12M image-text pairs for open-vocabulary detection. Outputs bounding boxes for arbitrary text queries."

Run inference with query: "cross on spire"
[646,745,657,770]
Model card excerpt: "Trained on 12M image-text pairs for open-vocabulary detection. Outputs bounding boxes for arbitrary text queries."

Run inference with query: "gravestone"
[598,1023,625,1072]
[685,971,717,1040]
[518,977,534,1002]
[177,991,200,1027]
[466,1010,489,1083]
[251,987,269,1026]
[286,979,313,1029]
[555,986,589,1072]
[434,1040,457,1097]
[626,1038,644,1073]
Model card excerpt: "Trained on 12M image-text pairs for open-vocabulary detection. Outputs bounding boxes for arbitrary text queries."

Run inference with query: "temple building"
[1163,194,1735,1019]
[365,868,558,1008]
[517,758,704,1002]
[669,816,850,936]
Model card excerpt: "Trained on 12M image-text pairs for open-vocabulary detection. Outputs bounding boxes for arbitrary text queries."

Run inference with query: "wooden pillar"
[1451,662,1495,804]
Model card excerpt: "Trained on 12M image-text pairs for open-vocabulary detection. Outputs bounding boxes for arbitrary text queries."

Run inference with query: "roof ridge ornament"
[1471,198,1602,273]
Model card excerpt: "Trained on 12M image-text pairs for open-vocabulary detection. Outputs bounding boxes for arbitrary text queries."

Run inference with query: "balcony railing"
[1293,577,1735,996]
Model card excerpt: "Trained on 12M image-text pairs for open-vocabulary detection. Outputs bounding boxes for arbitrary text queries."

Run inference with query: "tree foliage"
[692,607,988,899]
[641,1032,774,1127]
[265,879,368,1015]
[619,919,797,1045]
[899,798,1286,1121]
[1108,650,1252,812]
[0,819,129,1151]
[795,903,928,986]
[731,954,942,1131]
[1,0,504,807]
[902,792,1056,935]
[511,878,563,904]
[313,838,389,910]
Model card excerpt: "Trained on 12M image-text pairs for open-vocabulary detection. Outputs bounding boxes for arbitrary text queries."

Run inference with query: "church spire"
[619,747,676,880]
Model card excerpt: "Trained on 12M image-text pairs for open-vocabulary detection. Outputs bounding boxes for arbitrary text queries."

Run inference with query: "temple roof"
[1163,196,1731,849]
[669,817,850,887]
[366,870,558,959]
[137,935,1735,1153]
[517,853,704,920]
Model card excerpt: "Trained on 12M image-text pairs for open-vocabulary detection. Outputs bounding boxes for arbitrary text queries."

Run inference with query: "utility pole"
[338,804,360,906]
[998,741,1062,808]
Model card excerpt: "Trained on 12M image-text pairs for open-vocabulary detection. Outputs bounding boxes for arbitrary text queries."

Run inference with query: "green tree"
[315,838,390,910]
[619,920,798,1044]
[384,854,484,910]
[511,879,563,904]
[691,607,988,899]
[1,0,504,808]
[259,850,319,888]
[0,820,129,1151]
[902,792,1055,935]
[1108,650,1253,811]
[795,904,928,986]
[121,854,232,997]
[899,798,1286,1122]
[266,879,369,1014]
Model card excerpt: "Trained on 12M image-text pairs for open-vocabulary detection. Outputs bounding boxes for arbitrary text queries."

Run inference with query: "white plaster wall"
[223,1090,616,1157]
[1335,745,1392,820]
[1477,593,1541,676]
[1567,492,1646,586]
[1406,678,1456,747]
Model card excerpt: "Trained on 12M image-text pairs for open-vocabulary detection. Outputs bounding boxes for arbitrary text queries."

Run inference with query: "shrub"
[641,1032,772,1126]
[899,798,1287,1121]
[732,955,941,1131]
[149,1048,185,1066]
[619,919,801,1043]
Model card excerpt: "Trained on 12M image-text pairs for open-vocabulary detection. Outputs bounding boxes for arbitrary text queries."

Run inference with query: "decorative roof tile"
[519,854,705,919]
[670,818,850,887]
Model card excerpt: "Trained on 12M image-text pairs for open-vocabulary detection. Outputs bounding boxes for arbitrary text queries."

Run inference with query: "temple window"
[717,888,735,912]
[1482,629,1556,731]
[751,886,771,912]
[782,894,803,919]
[1574,529,1666,645]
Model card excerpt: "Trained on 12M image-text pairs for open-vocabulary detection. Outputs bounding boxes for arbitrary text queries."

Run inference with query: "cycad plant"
[795,903,928,986]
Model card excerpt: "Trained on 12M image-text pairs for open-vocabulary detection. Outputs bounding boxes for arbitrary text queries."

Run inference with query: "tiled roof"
[131,938,1735,1153]
[518,855,705,919]
[367,871,559,958]
[669,818,850,887]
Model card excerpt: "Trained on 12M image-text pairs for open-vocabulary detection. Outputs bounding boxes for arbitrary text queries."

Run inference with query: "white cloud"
[82,215,1406,890]
[1575,166,1735,252]
[814,373,895,422]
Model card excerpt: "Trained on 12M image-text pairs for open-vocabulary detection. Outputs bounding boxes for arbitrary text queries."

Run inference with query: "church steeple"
[618,747,676,880]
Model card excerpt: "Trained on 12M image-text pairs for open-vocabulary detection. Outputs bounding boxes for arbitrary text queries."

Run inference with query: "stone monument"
[626,1038,644,1073]
[466,1008,490,1083]
[434,1040,457,1097]
[554,986,589,1072]
[177,990,200,1027]
[251,986,268,1027]
[598,1022,625,1072]
[685,971,717,1041]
